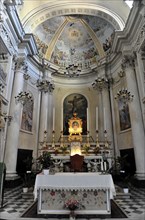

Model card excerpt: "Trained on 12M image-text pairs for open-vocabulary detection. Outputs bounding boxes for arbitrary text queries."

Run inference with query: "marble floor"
[0,184,145,220]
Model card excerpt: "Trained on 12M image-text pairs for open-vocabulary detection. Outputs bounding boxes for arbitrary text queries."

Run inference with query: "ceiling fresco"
[33,15,115,70]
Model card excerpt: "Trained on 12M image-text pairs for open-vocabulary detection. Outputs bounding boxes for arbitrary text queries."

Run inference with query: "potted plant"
[37,151,53,174]
[60,145,68,155]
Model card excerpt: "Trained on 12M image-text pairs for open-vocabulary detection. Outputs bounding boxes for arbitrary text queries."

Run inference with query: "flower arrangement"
[64,198,80,210]
[36,151,53,169]
[60,145,68,154]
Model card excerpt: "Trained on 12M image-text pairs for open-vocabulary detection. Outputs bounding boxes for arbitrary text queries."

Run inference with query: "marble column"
[39,92,49,143]
[122,56,145,180]
[109,88,119,158]
[47,94,53,141]
[4,57,28,179]
[135,50,145,129]
[102,88,114,147]
[38,71,55,144]
[98,92,104,140]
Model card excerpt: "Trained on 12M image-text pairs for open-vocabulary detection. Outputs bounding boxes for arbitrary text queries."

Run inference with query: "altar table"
[34,173,116,215]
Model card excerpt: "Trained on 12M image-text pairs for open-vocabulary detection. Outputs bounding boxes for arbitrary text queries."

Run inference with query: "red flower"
[50,191,55,196]
[64,199,80,210]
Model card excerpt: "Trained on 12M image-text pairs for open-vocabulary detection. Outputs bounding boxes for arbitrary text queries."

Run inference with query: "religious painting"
[21,99,33,132]
[118,101,131,131]
[63,93,87,135]
[68,113,83,141]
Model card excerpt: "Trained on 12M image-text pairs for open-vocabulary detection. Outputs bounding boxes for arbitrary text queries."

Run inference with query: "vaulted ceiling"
[17,0,132,76]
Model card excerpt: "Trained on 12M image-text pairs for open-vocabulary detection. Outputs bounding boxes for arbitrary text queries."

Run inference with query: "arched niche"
[63,93,87,135]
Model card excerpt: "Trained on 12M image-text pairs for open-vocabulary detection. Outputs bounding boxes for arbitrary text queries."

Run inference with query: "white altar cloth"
[34,173,116,200]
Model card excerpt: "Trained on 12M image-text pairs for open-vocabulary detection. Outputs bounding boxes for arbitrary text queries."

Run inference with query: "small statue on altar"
[90,159,98,172]
[53,159,61,173]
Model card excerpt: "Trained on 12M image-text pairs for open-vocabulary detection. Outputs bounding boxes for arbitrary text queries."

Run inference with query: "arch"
[63,93,87,135]
[22,4,124,32]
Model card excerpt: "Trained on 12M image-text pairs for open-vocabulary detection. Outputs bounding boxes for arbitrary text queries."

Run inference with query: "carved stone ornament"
[121,55,135,70]
[135,24,145,51]
[0,24,13,53]
[15,57,28,72]
[0,65,6,81]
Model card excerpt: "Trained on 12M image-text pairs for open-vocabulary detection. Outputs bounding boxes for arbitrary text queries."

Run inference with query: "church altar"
[34,173,116,216]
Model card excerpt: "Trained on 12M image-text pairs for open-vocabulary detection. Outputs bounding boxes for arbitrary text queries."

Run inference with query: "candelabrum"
[36,79,55,93]
[96,130,100,148]
[115,88,134,104]
[104,130,109,149]
[87,131,90,147]
[39,130,49,149]
[92,77,109,92]
[64,64,81,78]
[15,91,33,105]
[60,131,64,148]
[52,130,55,149]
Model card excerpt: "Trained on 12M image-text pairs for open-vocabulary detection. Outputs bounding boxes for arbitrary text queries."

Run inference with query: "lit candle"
[96,107,98,131]
[87,107,89,131]
[52,107,55,131]
[104,108,106,131]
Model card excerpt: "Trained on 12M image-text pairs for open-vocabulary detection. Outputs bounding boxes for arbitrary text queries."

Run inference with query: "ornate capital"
[121,55,135,70]
[15,57,28,73]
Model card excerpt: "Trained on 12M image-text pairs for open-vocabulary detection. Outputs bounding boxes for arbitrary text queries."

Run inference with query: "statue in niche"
[21,100,33,132]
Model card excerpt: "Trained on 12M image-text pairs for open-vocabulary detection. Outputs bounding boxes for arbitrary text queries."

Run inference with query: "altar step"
[115,185,131,199]
[22,187,34,199]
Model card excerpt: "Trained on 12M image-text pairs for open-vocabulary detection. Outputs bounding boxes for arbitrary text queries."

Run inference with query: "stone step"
[115,192,131,199]
[21,187,34,199]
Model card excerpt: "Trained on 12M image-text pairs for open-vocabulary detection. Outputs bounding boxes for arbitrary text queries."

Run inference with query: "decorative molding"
[24,6,122,32]
[134,24,145,52]
[0,23,14,54]
[121,55,135,69]
[0,64,6,81]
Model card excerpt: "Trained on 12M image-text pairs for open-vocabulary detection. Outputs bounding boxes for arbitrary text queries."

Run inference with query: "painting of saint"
[118,101,131,131]
[63,93,87,135]
[21,99,33,132]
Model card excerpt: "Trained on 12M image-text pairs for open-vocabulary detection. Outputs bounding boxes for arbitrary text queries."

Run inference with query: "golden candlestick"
[52,130,55,149]
[60,130,64,147]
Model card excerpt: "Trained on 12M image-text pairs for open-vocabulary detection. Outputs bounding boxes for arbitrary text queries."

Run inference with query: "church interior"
[0,0,145,219]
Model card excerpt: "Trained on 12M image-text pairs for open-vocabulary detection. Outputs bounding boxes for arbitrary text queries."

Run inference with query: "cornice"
[112,2,144,53]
